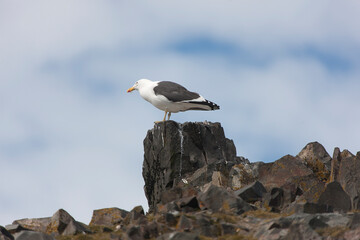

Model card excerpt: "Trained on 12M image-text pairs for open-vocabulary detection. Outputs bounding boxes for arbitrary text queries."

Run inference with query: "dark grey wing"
[153,81,200,102]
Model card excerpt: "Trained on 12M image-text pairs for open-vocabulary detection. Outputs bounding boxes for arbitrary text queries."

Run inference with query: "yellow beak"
[127,87,135,93]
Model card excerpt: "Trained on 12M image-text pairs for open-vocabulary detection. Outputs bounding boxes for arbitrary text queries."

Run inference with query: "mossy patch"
[305,158,330,182]
[56,226,122,240]
[242,209,292,219]
[217,235,257,240]
[56,232,122,240]
[211,213,239,224]
[315,226,349,238]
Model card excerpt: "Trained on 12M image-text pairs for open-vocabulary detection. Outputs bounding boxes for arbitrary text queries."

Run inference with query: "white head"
[127,79,153,92]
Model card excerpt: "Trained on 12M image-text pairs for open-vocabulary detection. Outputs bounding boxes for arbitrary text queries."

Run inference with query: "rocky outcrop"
[3,121,360,239]
[139,121,360,239]
[8,209,91,238]
[297,141,332,181]
[89,207,129,227]
[0,226,13,240]
[142,121,241,211]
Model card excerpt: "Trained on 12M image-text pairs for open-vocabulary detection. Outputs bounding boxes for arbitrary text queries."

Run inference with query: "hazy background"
[1,0,360,225]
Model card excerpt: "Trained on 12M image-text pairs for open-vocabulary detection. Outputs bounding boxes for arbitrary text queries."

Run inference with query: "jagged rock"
[303,203,333,214]
[292,175,325,203]
[220,223,237,235]
[12,209,90,236]
[160,188,183,205]
[46,209,91,236]
[143,221,159,239]
[283,223,322,240]
[126,225,142,240]
[176,215,192,231]
[348,213,360,230]
[90,207,129,227]
[211,171,227,187]
[13,230,55,240]
[297,142,332,181]
[156,232,200,240]
[267,187,285,210]
[258,155,313,189]
[157,201,180,214]
[192,213,220,237]
[338,151,360,206]
[4,224,28,235]
[330,147,341,182]
[127,221,159,240]
[164,213,177,227]
[284,202,333,215]
[308,215,329,229]
[229,163,257,190]
[330,147,354,182]
[12,218,51,233]
[254,221,289,240]
[235,181,267,203]
[178,196,200,212]
[353,196,360,210]
[318,181,351,212]
[124,206,147,226]
[110,233,122,240]
[143,121,240,211]
[344,227,360,240]
[0,226,13,240]
[197,184,251,214]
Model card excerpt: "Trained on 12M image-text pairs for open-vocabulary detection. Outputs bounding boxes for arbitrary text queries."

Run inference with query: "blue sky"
[1,0,360,226]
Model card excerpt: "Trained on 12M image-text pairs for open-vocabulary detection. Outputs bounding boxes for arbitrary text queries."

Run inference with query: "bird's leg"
[154,111,168,124]
[162,111,167,122]
[167,112,171,120]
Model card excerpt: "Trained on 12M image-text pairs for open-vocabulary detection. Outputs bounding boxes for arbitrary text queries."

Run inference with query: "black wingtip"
[187,99,220,110]
[206,100,220,110]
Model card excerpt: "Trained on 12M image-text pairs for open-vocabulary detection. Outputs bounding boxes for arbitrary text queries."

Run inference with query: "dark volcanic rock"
[126,225,142,240]
[293,175,325,203]
[126,221,159,240]
[4,224,28,235]
[192,213,220,237]
[125,206,147,226]
[13,209,90,236]
[178,196,200,212]
[258,155,313,189]
[47,209,91,236]
[348,213,360,230]
[267,187,285,210]
[318,181,351,212]
[90,207,129,227]
[330,147,354,182]
[297,142,331,181]
[303,202,333,214]
[143,121,240,211]
[0,226,13,240]
[176,215,193,231]
[338,150,360,205]
[157,232,200,240]
[198,184,251,214]
[229,162,258,190]
[12,218,51,233]
[308,215,329,229]
[235,180,267,203]
[283,223,322,240]
[164,213,177,227]
[13,230,55,240]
